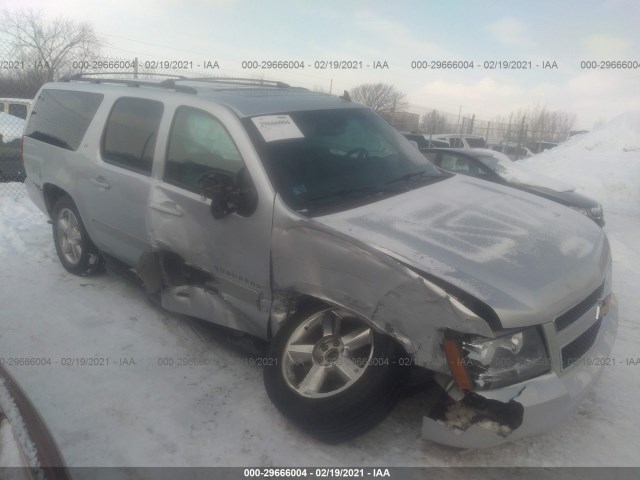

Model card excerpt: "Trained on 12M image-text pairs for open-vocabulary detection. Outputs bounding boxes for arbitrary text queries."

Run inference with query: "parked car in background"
[23,76,616,447]
[427,133,487,148]
[489,142,534,161]
[424,147,605,226]
[0,97,32,120]
[0,112,26,182]
[401,132,450,148]
[527,141,559,154]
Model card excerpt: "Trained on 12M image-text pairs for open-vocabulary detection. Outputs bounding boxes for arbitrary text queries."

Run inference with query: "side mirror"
[200,169,257,219]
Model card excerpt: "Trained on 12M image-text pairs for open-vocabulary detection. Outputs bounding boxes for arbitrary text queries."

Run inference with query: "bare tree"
[421,110,448,134]
[491,104,577,143]
[1,9,103,87]
[350,82,407,113]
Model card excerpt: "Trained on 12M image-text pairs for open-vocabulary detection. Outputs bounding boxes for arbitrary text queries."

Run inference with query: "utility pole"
[517,115,526,160]
[133,57,139,79]
[329,79,333,94]
[393,99,397,129]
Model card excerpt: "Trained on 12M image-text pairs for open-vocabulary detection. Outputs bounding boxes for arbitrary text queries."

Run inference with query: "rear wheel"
[52,196,103,276]
[264,305,406,442]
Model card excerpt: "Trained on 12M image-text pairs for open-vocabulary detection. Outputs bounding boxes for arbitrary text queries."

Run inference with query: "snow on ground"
[0,378,41,470]
[0,112,639,468]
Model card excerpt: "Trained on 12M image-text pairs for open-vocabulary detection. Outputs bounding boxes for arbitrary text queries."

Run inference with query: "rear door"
[82,97,164,265]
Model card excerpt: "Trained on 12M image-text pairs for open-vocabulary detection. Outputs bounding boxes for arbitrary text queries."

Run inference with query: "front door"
[148,105,273,336]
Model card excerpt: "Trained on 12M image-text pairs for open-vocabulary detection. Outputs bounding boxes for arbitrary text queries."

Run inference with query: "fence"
[0,102,26,199]
[0,37,27,198]
[388,104,573,157]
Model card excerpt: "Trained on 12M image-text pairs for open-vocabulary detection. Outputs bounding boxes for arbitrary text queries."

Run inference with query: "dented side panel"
[145,100,277,338]
[271,196,495,374]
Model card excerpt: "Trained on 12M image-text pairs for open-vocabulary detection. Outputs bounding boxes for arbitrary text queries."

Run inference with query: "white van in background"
[0,98,32,120]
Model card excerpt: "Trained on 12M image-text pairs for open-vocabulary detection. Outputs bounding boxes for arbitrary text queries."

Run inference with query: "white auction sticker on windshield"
[251,115,304,142]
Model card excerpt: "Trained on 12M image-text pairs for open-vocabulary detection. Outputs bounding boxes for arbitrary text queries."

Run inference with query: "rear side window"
[404,134,425,148]
[441,153,487,177]
[423,151,438,163]
[102,98,163,176]
[9,104,27,119]
[25,89,103,151]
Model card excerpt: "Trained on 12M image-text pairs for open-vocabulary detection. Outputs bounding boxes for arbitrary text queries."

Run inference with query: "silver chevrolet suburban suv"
[22,76,617,447]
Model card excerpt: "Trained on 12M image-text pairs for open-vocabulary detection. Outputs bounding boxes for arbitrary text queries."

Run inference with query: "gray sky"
[2,0,639,128]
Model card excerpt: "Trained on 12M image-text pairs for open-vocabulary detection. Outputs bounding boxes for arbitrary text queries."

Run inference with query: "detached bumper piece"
[429,391,524,438]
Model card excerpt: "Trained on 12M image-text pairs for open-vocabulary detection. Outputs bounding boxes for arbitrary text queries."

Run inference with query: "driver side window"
[165,107,244,193]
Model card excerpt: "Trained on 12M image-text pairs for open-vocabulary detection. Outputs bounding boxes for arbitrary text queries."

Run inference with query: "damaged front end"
[270,194,619,447]
[422,293,618,448]
[429,390,524,439]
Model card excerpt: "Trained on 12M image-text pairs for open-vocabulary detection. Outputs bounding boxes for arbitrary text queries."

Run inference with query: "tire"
[52,196,103,276]
[263,305,406,442]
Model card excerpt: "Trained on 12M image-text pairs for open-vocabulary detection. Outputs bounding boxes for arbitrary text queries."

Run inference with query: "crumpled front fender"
[270,197,495,374]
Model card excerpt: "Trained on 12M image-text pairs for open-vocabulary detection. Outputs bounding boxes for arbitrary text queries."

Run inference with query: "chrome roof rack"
[175,77,310,91]
[177,77,292,88]
[59,74,310,94]
[61,73,197,94]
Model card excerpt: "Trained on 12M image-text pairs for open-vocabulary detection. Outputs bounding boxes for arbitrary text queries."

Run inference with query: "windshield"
[244,108,447,215]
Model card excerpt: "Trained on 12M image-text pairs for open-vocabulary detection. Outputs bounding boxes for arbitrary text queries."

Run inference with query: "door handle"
[90,176,110,189]
[150,202,183,217]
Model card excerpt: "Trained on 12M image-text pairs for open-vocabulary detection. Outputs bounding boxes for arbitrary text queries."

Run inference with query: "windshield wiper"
[385,170,447,185]
[307,185,381,203]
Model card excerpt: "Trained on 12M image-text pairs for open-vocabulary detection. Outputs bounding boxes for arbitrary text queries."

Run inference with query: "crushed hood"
[314,176,610,329]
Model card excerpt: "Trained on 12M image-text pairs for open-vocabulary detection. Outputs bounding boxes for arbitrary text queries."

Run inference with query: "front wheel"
[263,306,406,442]
[52,196,103,276]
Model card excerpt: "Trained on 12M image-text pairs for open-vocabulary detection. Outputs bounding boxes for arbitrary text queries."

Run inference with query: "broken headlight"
[446,327,550,390]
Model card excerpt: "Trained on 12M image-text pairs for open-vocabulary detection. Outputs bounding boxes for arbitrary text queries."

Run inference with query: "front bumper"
[422,294,618,448]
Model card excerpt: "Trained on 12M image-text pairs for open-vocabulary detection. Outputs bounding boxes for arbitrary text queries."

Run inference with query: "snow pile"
[0,191,49,257]
[565,113,640,152]
[476,149,575,192]
[521,112,640,215]
[499,163,575,192]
